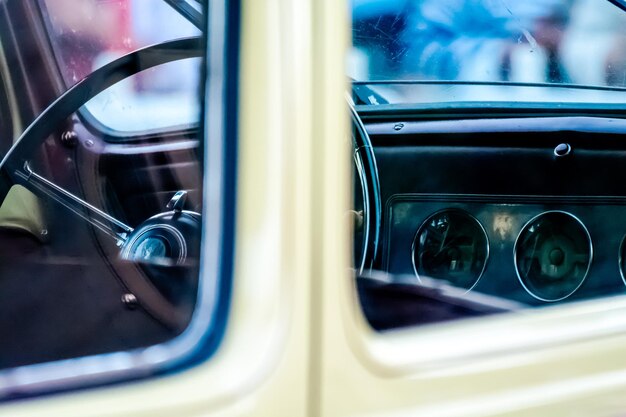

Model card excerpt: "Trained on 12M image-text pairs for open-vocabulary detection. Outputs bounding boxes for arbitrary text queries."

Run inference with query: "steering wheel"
[0,37,203,330]
[348,99,381,274]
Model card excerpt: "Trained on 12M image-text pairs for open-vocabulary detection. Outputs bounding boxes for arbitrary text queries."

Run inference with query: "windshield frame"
[352,80,626,113]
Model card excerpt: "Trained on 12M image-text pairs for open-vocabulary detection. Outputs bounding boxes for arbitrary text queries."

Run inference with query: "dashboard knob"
[554,143,572,157]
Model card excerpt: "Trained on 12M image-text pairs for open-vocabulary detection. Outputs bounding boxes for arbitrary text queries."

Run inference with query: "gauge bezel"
[411,208,490,292]
[513,210,593,302]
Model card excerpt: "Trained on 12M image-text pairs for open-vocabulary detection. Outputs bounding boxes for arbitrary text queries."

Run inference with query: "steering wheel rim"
[0,37,203,330]
[348,100,381,274]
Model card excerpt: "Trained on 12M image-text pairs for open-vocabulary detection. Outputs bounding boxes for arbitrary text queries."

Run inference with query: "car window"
[350,0,626,334]
[0,0,234,397]
[40,0,201,135]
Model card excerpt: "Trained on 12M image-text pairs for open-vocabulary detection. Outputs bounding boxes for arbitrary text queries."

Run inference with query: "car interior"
[0,1,203,369]
[353,104,626,330]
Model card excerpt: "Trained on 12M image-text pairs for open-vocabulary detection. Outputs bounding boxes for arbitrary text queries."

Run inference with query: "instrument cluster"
[385,195,626,305]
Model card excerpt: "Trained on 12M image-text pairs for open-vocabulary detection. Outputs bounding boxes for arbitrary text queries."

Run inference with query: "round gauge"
[412,209,489,290]
[514,211,592,302]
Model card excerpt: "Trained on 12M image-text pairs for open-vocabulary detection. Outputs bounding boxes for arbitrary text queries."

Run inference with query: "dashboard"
[356,114,626,329]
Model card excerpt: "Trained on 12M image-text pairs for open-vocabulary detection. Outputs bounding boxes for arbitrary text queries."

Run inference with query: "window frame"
[348,291,626,375]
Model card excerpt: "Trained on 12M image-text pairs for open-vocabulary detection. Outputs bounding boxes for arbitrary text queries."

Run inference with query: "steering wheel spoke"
[0,37,203,330]
[348,96,382,274]
[15,162,133,244]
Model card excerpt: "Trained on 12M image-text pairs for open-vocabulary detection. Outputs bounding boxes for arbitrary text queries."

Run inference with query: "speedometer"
[514,211,592,302]
[412,209,489,290]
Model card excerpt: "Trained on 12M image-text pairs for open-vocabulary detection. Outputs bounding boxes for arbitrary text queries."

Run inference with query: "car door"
[319,1,626,417]
[0,0,317,415]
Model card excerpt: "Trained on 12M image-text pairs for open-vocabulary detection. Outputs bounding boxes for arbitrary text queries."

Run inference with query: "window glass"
[0,0,225,388]
[41,0,201,133]
[350,0,626,105]
[350,0,626,333]
[84,58,201,133]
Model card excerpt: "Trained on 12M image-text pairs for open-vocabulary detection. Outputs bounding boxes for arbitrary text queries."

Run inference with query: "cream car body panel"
[2,1,626,417]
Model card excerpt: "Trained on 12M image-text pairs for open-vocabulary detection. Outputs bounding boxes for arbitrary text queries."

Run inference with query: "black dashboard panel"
[374,143,626,198]
[367,117,626,308]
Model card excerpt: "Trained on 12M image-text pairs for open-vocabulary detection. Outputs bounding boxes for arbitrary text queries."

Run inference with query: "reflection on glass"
[351,0,626,99]
[41,0,201,132]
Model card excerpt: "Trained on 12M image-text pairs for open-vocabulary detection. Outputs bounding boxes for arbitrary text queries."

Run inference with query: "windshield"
[40,0,201,134]
[350,0,626,104]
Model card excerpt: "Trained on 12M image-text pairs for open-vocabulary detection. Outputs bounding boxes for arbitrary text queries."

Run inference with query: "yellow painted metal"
[312,0,626,407]
[305,2,626,417]
[5,0,626,416]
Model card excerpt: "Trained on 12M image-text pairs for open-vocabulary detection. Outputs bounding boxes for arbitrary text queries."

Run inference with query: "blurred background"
[350,0,626,89]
